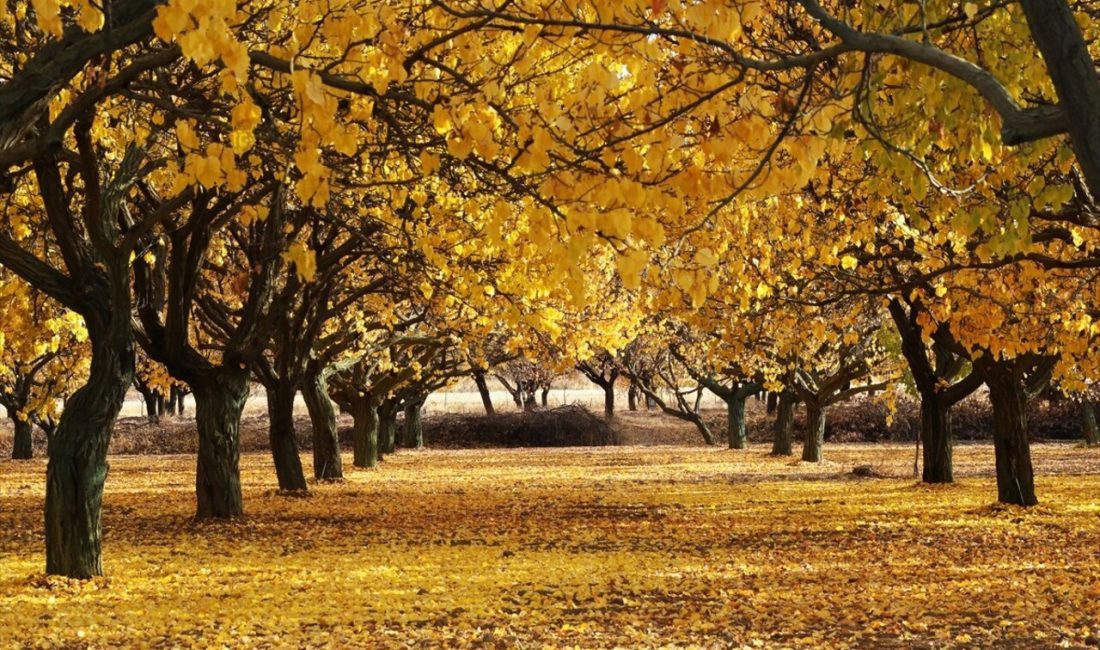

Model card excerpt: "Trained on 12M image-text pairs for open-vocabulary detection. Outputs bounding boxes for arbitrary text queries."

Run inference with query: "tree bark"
[473,372,494,414]
[727,394,748,450]
[191,370,247,519]
[303,374,342,480]
[1018,0,1100,198]
[919,391,953,483]
[11,414,33,460]
[1082,402,1099,447]
[802,402,826,463]
[766,391,778,415]
[45,322,134,578]
[379,404,398,455]
[541,387,550,408]
[628,384,638,411]
[351,397,379,468]
[403,400,424,449]
[603,382,615,419]
[985,362,1038,506]
[266,381,308,492]
[772,392,795,456]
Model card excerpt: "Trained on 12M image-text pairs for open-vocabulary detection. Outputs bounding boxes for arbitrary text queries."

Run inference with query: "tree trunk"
[727,394,748,450]
[473,372,494,414]
[628,384,638,411]
[802,402,826,463]
[191,370,248,519]
[986,362,1038,506]
[45,323,134,578]
[11,414,33,460]
[379,405,398,455]
[766,391,778,415]
[541,387,550,408]
[919,391,953,483]
[404,400,424,449]
[772,392,794,456]
[140,388,159,423]
[1082,402,1099,447]
[603,383,615,419]
[303,374,342,480]
[1017,1,1100,197]
[173,387,187,415]
[351,398,379,468]
[266,381,308,492]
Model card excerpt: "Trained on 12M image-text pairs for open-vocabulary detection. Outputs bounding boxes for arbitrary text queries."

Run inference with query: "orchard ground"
[2,406,1100,647]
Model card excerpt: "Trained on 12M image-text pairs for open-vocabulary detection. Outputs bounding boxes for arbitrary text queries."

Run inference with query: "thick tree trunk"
[772,393,794,456]
[603,383,615,419]
[379,406,398,455]
[45,325,134,578]
[473,372,494,415]
[403,400,424,449]
[541,387,550,408]
[1082,402,1099,447]
[303,375,342,480]
[266,381,308,492]
[802,402,826,463]
[11,414,33,460]
[986,363,1038,506]
[766,391,778,415]
[628,384,638,411]
[727,394,748,450]
[919,391,953,483]
[191,370,247,519]
[351,398,379,468]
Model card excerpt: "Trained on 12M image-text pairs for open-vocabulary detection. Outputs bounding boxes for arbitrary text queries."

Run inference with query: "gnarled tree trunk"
[772,392,795,456]
[303,374,342,480]
[266,380,308,492]
[351,397,379,468]
[802,402,826,463]
[919,391,953,483]
[379,404,398,456]
[985,362,1037,506]
[45,319,133,578]
[727,393,748,450]
[191,369,248,519]
[11,413,33,460]
[403,399,424,449]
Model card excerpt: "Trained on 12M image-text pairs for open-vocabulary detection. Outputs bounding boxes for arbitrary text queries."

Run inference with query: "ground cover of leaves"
[1,444,1099,648]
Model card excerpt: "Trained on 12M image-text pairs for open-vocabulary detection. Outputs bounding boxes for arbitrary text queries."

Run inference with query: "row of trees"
[0,0,1099,579]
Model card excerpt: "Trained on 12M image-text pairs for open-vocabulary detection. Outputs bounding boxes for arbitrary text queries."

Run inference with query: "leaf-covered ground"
[2,444,1099,648]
